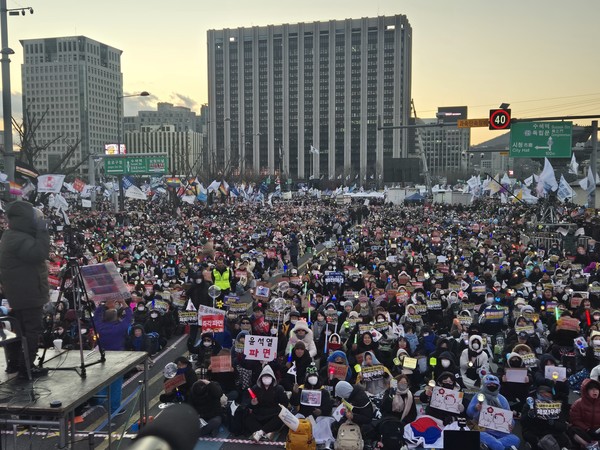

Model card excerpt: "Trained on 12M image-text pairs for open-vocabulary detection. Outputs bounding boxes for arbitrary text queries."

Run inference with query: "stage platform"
[0,348,148,449]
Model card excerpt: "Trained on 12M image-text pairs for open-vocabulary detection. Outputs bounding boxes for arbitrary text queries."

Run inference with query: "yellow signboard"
[458,118,489,128]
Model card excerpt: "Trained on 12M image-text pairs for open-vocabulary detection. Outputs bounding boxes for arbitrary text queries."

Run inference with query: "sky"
[1,0,599,145]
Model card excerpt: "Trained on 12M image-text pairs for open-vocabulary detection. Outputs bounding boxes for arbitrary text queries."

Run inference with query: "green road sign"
[104,156,169,175]
[509,121,572,158]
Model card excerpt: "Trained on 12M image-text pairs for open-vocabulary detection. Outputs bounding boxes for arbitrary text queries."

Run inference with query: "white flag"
[125,185,147,200]
[568,153,579,175]
[586,165,596,196]
[537,158,558,194]
[37,174,65,193]
[556,174,574,203]
[207,180,221,192]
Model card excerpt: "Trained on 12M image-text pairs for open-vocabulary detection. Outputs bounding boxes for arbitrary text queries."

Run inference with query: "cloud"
[0,90,24,124]
[169,92,197,110]
[123,93,158,116]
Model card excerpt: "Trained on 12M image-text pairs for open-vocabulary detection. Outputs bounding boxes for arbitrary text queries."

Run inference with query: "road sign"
[509,121,572,158]
[457,118,489,128]
[104,156,169,175]
[489,109,512,130]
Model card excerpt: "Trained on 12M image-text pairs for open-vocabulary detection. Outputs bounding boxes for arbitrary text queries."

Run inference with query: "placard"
[515,325,535,335]
[210,354,233,373]
[521,353,538,368]
[360,364,385,381]
[484,309,505,321]
[164,374,186,393]
[80,262,131,304]
[324,271,345,285]
[328,363,349,380]
[472,285,486,294]
[254,285,270,299]
[179,311,198,324]
[198,304,227,317]
[201,314,225,333]
[458,316,473,326]
[478,405,512,434]
[403,357,418,370]
[430,386,464,414]
[278,404,300,431]
[243,335,278,362]
[300,389,322,407]
[426,300,442,311]
[505,368,528,383]
[544,365,566,382]
[534,401,561,420]
[557,317,580,332]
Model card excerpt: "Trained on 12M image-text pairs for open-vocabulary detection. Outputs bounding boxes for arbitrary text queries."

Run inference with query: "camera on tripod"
[63,226,85,258]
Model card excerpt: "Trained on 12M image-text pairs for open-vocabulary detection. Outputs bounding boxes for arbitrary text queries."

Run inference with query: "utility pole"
[1,0,14,183]
[591,120,598,207]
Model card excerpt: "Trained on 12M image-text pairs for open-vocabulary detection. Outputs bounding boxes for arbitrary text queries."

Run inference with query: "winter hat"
[294,341,306,351]
[335,381,353,399]
[343,301,354,309]
[483,374,500,387]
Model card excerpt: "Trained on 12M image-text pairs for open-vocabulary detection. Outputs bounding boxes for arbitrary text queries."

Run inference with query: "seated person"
[159,356,198,403]
[333,381,375,438]
[193,333,222,371]
[246,365,289,442]
[569,378,600,448]
[497,352,533,414]
[521,385,572,450]
[290,363,333,419]
[190,379,224,437]
[282,340,313,391]
[466,375,520,450]
[356,350,392,396]
[380,374,417,425]
[419,371,465,425]
[126,324,147,352]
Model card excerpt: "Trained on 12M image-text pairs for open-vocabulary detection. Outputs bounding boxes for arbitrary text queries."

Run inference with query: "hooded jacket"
[0,201,50,309]
[288,321,318,357]
[324,350,352,382]
[248,365,289,421]
[570,378,600,431]
[191,380,223,419]
[459,335,489,389]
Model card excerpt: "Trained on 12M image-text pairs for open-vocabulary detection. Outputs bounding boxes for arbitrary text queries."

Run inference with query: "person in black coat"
[380,373,418,425]
[186,272,212,351]
[419,371,466,425]
[245,365,290,441]
[281,340,314,391]
[333,381,375,438]
[289,363,333,419]
[432,351,466,389]
[159,356,198,403]
[190,379,224,437]
[521,385,572,450]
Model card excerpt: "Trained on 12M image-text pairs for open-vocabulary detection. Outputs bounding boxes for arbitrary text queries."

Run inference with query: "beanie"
[306,362,318,376]
[294,341,306,351]
[335,381,353,399]
[343,301,353,309]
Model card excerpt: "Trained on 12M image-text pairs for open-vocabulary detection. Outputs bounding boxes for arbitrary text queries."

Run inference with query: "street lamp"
[116,91,149,211]
[1,1,33,185]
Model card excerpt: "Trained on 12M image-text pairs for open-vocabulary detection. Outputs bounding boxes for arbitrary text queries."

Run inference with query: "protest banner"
[458,316,473,326]
[472,284,486,294]
[478,405,512,434]
[360,364,385,381]
[415,304,428,315]
[557,317,580,332]
[244,335,278,362]
[201,314,225,333]
[534,401,561,420]
[484,309,505,321]
[406,314,422,323]
[430,386,464,414]
[197,304,226,317]
[300,389,322,407]
[328,363,349,380]
[324,271,345,284]
[426,300,442,311]
[515,325,535,335]
[210,355,233,373]
[80,262,131,304]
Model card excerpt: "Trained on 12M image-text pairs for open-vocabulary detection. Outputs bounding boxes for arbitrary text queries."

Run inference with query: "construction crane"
[411,99,432,195]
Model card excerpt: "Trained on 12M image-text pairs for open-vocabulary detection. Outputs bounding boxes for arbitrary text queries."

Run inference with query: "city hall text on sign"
[509,121,572,158]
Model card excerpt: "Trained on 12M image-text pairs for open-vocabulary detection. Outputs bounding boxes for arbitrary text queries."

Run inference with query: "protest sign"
[328,363,349,380]
[201,314,225,333]
[244,335,278,362]
[179,311,198,325]
[254,285,270,300]
[406,314,422,323]
[426,300,442,311]
[324,271,345,284]
[478,405,512,434]
[534,401,561,420]
[300,390,322,407]
[80,262,131,304]
[361,365,385,381]
[515,325,535,335]
[544,365,566,382]
[458,316,473,326]
[402,357,418,370]
[198,304,226,317]
[484,309,505,321]
[210,355,233,373]
[278,405,300,431]
[430,386,464,414]
[557,317,580,332]
[521,353,538,368]
[505,368,528,383]
[164,374,186,394]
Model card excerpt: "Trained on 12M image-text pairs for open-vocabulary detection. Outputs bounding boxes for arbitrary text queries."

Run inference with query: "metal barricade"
[528,232,563,250]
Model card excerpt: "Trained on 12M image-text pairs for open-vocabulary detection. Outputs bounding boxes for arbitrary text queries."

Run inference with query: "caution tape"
[198,436,286,446]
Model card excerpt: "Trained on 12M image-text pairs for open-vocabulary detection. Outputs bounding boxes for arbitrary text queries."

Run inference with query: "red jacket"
[571,378,600,431]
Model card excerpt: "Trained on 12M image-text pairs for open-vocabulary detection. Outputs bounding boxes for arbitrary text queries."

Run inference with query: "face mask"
[271,328,278,335]
[441,360,451,368]
[150,313,158,319]
[485,298,493,304]
[377,318,385,323]
[203,341,212,347]
[472,342,480,350]
[442,383,454,389]
[487,385,498,392]
[291,320,298,325]
[138,306,145,311]
[398,382,409,392]
[593,339,600,346]
[195,278,202,284]
[262,376,272,386]
[307,376,318,385]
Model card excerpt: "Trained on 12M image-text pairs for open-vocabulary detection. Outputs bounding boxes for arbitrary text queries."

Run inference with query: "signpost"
[489,109,512,130]
[509,121,572,158]
[104,155,169,175]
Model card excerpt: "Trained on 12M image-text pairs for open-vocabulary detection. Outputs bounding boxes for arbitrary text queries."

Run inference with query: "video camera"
[63,226,85,258]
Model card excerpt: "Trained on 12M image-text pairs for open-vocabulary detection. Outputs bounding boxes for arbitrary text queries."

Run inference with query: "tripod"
[38,256,106,378]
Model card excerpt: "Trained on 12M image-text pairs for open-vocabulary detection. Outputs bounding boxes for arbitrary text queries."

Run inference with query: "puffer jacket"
[288,321,317,357]
[570,378,600,431]
[0,201,49,309]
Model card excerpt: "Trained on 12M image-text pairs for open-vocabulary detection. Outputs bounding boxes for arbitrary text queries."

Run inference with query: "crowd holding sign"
[430,386,463,414]
[478,406,513,434]
[201,314,225,333]
[243,335,278,362]
[534,401,561,420]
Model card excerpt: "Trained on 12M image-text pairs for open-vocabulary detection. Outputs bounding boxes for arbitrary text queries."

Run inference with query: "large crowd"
[7,195,600,450]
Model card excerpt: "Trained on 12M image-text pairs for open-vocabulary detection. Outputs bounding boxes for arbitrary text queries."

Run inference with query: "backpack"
[334,421,364,450]
[378,418,404,450]
[286,418,315,450]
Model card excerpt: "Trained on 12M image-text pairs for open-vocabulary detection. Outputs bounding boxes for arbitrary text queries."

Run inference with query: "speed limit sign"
[489,109,511,130]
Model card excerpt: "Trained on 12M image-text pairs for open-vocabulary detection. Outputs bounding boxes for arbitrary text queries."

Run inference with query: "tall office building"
[20,36,122,175]
[207,15,412,181]
[416,106,471,180]
[124,102,201,133]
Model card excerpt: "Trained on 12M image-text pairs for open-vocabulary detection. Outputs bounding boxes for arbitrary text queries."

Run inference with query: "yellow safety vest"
[213,269,231,291]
